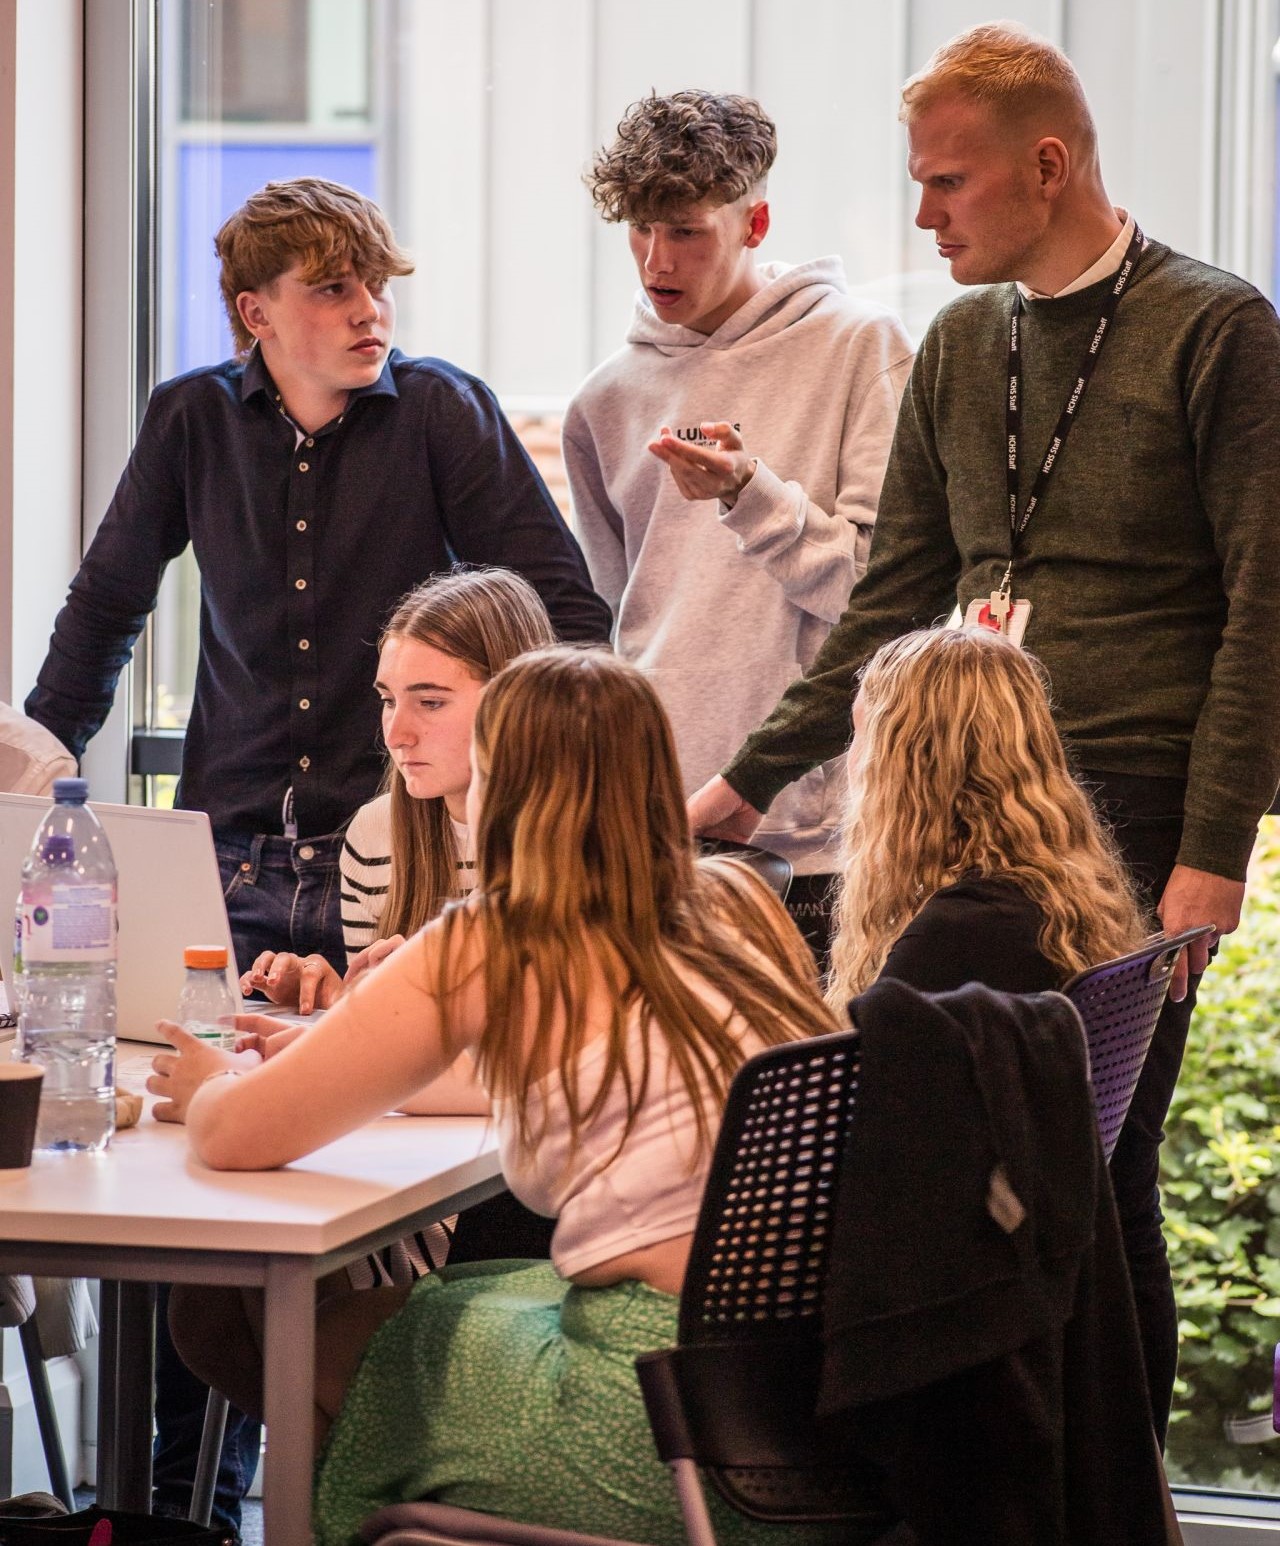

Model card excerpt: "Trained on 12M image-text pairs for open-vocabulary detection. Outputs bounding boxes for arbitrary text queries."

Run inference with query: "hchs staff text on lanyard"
[964,224,1145,645]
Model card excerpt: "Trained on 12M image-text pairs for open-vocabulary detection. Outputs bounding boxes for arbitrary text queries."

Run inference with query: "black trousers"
[1082,768,1202,1447]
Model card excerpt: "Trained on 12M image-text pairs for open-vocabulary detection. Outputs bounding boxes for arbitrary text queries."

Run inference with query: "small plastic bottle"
[177,946,240,1050]
[14,777,118,1153]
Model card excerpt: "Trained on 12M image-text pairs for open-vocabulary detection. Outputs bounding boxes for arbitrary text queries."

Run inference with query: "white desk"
[0,1067,503,1544]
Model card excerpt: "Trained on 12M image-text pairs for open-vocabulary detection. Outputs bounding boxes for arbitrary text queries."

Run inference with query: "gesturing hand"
[147,1022,262,1125]
[1156,863,1246,1002]
[648,421,757,507]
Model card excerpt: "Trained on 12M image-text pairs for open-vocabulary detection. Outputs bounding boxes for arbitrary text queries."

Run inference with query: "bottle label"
[19,884,118,963]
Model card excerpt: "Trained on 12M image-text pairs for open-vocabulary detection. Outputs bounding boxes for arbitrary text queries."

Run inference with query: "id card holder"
[962,596,1033,648]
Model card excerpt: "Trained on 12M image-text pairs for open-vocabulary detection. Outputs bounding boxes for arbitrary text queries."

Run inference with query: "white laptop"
[0,792,237,1045]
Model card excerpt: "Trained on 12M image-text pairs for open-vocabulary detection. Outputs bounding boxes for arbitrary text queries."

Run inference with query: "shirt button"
[296,520,307,531]
[299,755,311,771]
[298,638,310,650]
[298,461,309,472]
[305,438,314,447]
[299,698,310,710]
[295,578,307,590]
[298,844,315,861]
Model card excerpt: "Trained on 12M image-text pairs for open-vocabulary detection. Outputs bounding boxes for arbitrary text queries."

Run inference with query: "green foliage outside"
[1163,816,1280,1489]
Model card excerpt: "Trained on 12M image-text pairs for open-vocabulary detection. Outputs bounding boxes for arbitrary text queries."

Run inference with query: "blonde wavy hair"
[376,569,555,941]
[437,648,837,1156]
[826,628,1147,1006]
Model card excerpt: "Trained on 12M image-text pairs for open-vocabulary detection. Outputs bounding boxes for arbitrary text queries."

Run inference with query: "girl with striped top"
[239,567,556,1013]
[232,567,557,1282]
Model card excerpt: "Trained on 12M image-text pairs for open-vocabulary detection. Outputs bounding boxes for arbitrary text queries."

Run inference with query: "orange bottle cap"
[184,945,228,970]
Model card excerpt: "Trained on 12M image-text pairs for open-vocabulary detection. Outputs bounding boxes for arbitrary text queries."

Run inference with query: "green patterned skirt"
[313,1259,846,1546]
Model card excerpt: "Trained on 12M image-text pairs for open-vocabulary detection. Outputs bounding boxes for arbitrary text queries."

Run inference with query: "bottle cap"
[52,777,88,803]
[184,946,229,970]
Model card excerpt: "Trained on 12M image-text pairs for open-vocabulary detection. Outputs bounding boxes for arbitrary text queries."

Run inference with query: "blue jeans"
[152,827,346,1530]
[215,829,348,980]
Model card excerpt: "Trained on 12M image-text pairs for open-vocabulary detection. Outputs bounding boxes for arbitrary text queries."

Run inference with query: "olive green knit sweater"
[724,241,1280,881]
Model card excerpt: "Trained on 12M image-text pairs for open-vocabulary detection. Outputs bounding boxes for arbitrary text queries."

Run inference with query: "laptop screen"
[0,793,237,1045]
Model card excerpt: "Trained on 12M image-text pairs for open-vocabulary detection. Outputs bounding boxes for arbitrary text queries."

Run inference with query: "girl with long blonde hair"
[151,648,840,1545]
[827,626,1148,1008]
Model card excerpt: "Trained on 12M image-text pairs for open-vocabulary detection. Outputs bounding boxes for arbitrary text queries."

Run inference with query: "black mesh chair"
[635,1030,894,1545]
[1061,925,1213,1161]
[695,838,792,903]
[360,1030,896,1546]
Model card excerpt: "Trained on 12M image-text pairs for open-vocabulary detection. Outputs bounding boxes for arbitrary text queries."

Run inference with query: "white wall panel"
[1,0,83,709]
[753,0,908,287]
[588,0,752,380]
[396,0,490,371]
[488,0,594,398]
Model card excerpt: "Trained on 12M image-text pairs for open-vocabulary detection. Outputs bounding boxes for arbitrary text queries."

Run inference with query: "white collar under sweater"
[1017,210,1137,300]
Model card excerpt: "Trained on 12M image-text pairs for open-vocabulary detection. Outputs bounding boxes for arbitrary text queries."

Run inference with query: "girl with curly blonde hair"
[827,626,1148,1008]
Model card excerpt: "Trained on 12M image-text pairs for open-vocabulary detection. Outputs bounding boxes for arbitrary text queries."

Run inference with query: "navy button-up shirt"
[27,349,612,837]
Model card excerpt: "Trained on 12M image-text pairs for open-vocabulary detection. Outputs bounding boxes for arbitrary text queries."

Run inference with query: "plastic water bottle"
[177,946,239,1050]
[14,777,117,1152]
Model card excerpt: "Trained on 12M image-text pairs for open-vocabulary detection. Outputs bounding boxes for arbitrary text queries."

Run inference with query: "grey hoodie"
[564,258,913,871]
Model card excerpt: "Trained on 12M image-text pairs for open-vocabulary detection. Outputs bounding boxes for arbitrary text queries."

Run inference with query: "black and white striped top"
[340,793,476,962]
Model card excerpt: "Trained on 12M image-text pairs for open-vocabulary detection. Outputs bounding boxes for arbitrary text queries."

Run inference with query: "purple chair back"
[1062,926,1213,1161]
[1274,1343,1280,1434]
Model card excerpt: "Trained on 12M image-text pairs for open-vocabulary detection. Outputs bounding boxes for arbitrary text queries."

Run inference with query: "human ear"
[1034,137,1070,199]
[745,200,770,249]
[235,289,273,342]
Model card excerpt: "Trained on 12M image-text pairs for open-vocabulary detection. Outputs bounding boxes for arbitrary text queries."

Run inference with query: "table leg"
[262,1257,315,1546]
[96,1281,119,1509]
[114,1282,156,1511]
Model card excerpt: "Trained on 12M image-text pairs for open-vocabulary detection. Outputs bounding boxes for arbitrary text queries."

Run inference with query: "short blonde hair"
[215,177,414,354]
[900,22,1096,157]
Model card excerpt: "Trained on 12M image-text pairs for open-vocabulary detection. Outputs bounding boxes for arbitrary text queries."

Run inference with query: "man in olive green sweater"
[691,22,1280,1440]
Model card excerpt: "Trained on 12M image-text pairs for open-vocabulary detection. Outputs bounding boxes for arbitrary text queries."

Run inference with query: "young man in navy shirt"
[26,175,610,1532]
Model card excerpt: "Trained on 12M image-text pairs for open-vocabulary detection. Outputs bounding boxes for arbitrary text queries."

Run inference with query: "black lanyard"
[999,223,1144,597]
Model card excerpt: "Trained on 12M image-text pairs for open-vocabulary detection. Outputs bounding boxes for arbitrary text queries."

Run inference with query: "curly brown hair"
[587,90,777,225]
[215,177,414,354]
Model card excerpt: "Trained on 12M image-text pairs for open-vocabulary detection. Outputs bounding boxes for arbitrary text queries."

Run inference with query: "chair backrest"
[695,838,793,904]
[636,1029,893,1532]
[678,1029,860,1345]
[1062,925,1213,1161]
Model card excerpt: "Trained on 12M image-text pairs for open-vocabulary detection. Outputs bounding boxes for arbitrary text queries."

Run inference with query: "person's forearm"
[25,587,152,757]
[396,1053,489,1115]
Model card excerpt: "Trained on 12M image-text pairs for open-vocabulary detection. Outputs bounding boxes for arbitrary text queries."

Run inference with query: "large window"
[120,3,1280,1524]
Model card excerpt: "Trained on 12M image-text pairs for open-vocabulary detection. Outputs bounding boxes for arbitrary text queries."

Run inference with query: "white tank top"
[493,977,766,1279]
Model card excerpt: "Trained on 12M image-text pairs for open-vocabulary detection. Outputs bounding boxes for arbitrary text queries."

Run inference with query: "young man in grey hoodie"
[563,89,913,964]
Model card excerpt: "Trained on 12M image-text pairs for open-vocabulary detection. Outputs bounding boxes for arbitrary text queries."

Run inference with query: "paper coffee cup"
[0,1062,44,1174]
